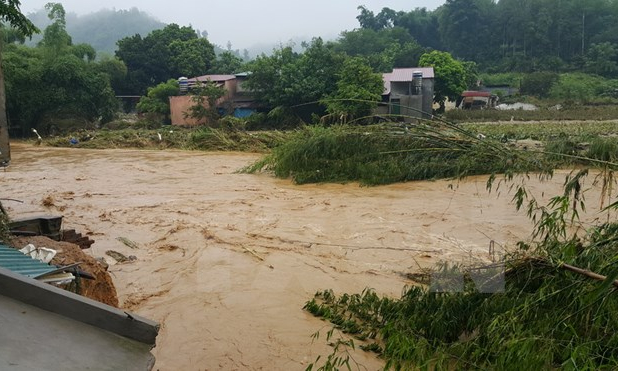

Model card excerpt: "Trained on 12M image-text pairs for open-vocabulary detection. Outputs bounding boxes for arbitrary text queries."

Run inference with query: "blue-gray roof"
[0,244,57,278]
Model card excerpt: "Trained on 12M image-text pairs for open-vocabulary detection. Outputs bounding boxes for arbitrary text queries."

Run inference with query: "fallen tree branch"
[560,262,618,288]
[242,246,265,261]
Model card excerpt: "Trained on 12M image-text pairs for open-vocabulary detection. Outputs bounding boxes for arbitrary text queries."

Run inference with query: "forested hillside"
[26,7,165,55]
[356,0,618,75]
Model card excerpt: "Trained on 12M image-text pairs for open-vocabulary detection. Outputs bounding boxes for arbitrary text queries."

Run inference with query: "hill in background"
[26,7,166,56]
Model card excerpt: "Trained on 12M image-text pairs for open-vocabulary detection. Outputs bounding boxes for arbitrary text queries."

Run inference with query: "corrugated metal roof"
[382,67,435,95]
[390,67,435,81]
[0,244,57,278]
[188,74,236,83]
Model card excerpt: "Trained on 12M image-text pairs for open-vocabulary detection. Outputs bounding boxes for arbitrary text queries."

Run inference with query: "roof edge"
[0,266,159,345]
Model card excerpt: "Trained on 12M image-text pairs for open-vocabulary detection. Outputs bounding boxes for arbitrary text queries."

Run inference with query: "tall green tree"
[3,4,118,135]
[439,0,492,61]
[210,51,244,74]
[136,79,179,122]
[0,0,38,165]
[585,42,618,77]
[419,51,466,112]
[246,38,344,109]
[324,57,384,123]
[356,6,397,31]
[334,27,425,71]
[116,24,215,95]
[244,46,298,108]
[394,8,442,50]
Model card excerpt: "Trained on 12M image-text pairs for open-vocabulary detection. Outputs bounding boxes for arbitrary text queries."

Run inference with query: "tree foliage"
[116,24,215,95]
[0,0,37,36]
[0,0,38,164]
[333,27,425,72]
[3,3,118,136]
[324,58,384,122]
[585,42,618,77]
[419,51,466,111]
[246,38,344,110]
[520,72,560,98]
[352,1,618,76]
[136,79,179,117]
[210,51,245,74]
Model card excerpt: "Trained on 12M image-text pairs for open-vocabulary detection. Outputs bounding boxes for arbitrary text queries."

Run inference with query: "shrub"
[479,73,523,87]
[520,72,559,98]
[549,73,607,103]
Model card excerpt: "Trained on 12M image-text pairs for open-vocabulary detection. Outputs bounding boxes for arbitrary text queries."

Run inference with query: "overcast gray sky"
[21,1,445,49]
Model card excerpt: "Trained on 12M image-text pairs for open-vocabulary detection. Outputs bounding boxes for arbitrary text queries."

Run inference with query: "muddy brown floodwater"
[1,143,609,370]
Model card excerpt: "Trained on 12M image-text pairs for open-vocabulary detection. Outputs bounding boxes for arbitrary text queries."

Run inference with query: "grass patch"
[446,105,618,123]
[462,121,618,142]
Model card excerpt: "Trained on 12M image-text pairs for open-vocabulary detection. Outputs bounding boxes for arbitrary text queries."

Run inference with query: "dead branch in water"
[242,245,265,261]
[116,236,139,249]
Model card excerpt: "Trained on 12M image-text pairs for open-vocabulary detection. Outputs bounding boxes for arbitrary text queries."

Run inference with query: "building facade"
[377,67,435,122]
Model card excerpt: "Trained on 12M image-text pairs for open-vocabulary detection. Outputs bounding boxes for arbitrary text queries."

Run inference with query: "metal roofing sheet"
[389,67,435,81]
[0,244,56,278]
[381,67,434,95]
[188,74,236,83]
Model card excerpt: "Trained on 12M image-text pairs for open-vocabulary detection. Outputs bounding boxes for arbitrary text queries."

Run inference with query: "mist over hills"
[26,8,166,56]
[25,7,323,59]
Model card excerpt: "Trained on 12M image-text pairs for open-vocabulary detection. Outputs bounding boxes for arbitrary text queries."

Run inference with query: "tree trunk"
[0,40,9,166]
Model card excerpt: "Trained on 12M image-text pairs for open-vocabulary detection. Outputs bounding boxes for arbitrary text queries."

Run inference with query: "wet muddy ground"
[1,143,607,370]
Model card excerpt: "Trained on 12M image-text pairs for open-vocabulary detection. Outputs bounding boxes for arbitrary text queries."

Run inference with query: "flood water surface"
[1,143,601,370]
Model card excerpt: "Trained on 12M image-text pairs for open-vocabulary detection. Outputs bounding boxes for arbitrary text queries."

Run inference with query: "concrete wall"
[421,79,434,118]
[170,79,240,127]
[387,79,434,121]
[170,96,203,127]
[222,79,237,98]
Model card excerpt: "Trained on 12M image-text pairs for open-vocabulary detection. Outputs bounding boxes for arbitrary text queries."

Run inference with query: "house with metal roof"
[378,67,435,121]
[170,73,257,126]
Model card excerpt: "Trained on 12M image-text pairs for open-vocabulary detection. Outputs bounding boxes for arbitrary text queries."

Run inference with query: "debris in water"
[116,236,139,249]
[105,250,136,263]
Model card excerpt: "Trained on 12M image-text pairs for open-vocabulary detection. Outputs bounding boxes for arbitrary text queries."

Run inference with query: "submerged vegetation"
[244,123,553,185]
[286,114,618,369]
[303,164,618,369]
[43,127,287,152]
[305,230,618,370]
